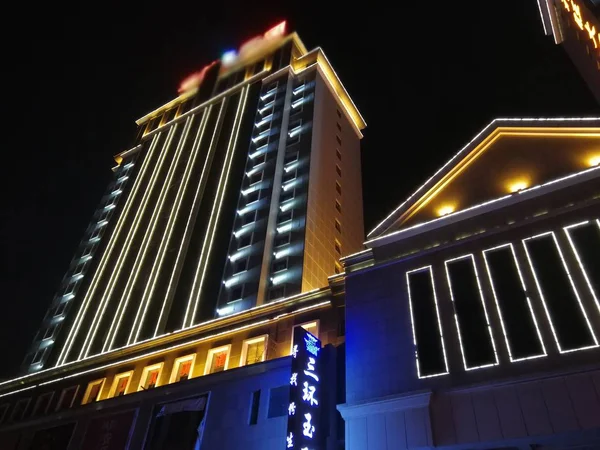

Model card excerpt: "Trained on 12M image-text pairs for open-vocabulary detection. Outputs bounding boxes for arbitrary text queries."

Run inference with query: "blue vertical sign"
[286,327,322,450]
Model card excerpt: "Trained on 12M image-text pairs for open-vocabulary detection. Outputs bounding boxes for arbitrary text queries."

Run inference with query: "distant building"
[339,117,600,449]
[537,0,600,103]
[0,22,364,450]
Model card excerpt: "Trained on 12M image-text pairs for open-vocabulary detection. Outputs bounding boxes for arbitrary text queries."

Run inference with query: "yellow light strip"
[0,300,330,400]
[79,126,179,359]
[57,134,162,365]
[184,87,250,328]
[136,110,210,342]
[103,116,196,352]
[154,102,225,336]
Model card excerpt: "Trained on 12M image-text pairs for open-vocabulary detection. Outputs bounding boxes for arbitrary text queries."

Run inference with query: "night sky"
[1,1,598,379]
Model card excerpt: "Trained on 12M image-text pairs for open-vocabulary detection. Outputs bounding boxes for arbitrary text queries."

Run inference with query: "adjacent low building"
[339,117,600,450]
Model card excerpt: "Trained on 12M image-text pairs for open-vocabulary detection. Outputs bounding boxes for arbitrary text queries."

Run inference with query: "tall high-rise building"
[537,0,600,103]
[23,21,365,374]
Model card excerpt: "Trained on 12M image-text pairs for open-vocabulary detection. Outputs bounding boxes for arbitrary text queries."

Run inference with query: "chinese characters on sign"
[285,327,322,450]
[560,0,599,53]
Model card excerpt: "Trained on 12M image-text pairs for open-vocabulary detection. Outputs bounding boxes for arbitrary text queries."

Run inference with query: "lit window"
[56,386,79,411]
[82,379,105,405]
[170,354,196,383]
[287,119,302,145]
[109,371,133,398]
[240,335,268,366]
[291,321,319,354]
[334,262,342,274]
[205,345,231,375]
[334,240,342,255]
[139,363,163,391]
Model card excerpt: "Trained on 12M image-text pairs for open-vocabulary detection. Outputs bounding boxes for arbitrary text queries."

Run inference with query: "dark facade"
[339,118,600,449]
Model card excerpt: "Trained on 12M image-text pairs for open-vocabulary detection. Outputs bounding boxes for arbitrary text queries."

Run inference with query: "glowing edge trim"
[0,301,330,400]
[444,254,499,371]
[563,220,600,315]
[482,243,546,362]
[522,231,599,353]
[57,134,162,365]
[406,266,449,379]
[367,117,600,238]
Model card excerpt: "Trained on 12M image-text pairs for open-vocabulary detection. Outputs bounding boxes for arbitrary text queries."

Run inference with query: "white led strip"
[102,115,196,352]
[154,102,225,336]
[482,243,546,362]
[563,220,600,315]
[57,134,162,365]
[0,301,331,400]
[522,231,598,353]
[367,117,600,238]
[78,126,179,359]
[405,266,449,379]
[184,86,250,329]
[445,254,499,371]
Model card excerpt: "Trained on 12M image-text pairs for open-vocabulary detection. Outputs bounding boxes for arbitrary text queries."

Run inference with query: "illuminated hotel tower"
[24,22,366,373]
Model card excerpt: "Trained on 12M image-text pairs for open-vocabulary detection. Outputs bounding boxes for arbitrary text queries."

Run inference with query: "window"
[275,234,290,247]
[10,398,30,422]
[336,148,342,161]
[336,109,342,118]
[335,219,342,234]
[268,386,289,418]
[240,335,268,366]
[242,210,257,227]
[287,119,302,145]
[336,181,342,195]
[269,286,285,300]
[0,404,9,424]
[335,165,342,177]
[252,152,267,167]
[233,258,248,274]
[334,262,343,275]
[335,200,342,214]
[336,123,342,132]
[238,234,252,249]
[334,240,342,255]
[108,371,133,398]
[89,227,102,242]
[32,347,47,365]
[55,301,67,317]
[249,390,261,425]
[230,286,244,302]
[278,210,292,224]
[205,345,231,375]
[291,321,320,353]
[43,324,57,340]
[282,169,296,183]
[248,171,263,185]
[284,151,299,165]
[139,363,164,391]
[32,392,54,417]
[82,379,105,405]
[246,190,260,205]
[56,386,79,411]
[272,258,288,273]
[336,135,342,146]
[170,354,196,383]
[280,189,294,203]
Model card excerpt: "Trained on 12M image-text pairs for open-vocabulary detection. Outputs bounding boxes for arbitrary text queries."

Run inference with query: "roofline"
[366,117,600,239]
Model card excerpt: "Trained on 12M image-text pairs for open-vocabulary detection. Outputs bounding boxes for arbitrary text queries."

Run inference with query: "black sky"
[0,1,598,378]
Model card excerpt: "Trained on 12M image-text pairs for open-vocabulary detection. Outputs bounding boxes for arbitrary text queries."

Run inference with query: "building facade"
[339,118,600,449]
[0,23,363,450]
[22,21,365,374]
[537,0,600,103]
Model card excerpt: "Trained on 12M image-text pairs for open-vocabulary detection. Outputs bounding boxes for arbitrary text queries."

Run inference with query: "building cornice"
[337,391,432,419]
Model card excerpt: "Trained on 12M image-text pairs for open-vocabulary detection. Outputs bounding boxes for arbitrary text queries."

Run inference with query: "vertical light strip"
[444,254,499,371]
[153,101,224,337]
[482,243,546,362]
[522,231,598,353]
[563,221,600,315]
[56,134,161,365]
[78,126,178,359]
[405,266,449,379]
[184,86,249,328]
[536,0,549,35]
[102,117,195,352]
[128,110,210,345]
